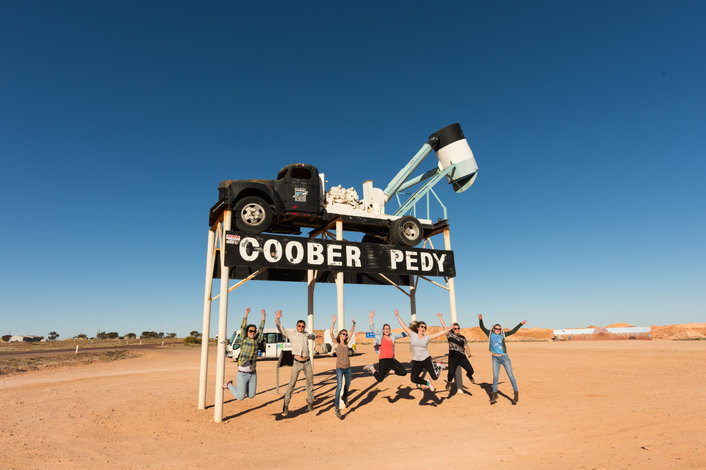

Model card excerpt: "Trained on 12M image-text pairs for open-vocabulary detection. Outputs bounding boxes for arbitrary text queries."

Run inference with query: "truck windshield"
[290,168,311,179]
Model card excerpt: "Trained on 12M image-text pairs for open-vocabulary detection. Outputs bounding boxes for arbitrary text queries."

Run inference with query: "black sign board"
[223,231,455,278]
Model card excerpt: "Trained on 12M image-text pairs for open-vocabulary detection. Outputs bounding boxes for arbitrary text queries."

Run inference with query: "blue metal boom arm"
[383,143,433,199]
[392,164,455,217]
[382,141,458,219]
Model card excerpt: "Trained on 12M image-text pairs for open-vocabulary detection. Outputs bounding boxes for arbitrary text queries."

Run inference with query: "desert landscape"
[2,323,705,469]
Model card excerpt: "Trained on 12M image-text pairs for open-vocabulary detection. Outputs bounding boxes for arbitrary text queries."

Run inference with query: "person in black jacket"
[478,313,526,405]
[436,313,475,390]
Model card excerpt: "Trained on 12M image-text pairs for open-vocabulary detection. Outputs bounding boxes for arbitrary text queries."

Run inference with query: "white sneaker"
[426,380,435,392]
[363,364,375,374]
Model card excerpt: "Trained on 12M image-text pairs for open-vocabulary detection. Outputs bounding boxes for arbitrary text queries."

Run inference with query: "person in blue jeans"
[223,308,265,400]
[478,313,526,405]
[330,315,356,419]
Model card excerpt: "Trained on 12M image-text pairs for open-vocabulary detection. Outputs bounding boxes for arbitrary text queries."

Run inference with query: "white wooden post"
[335,220,344,327]
[410,280,417,323]
[443,228,458,324]
[214,211,232,423]
[198,227,216,410]
[307,269,316,371]
[443,227,464,388]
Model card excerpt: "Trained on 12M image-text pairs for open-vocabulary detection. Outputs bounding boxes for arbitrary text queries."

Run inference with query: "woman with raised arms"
[436,313,475,390]
[478,313,526,405]
[223,308,265,400]
[330,315,356,419]
[394,309,453,391]
[362,310,408,382]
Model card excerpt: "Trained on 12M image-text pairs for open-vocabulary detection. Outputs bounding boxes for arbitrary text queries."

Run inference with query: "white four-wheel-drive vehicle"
[226,328,291,360]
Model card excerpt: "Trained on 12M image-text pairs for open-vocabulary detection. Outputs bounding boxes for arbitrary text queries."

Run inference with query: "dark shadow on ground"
[477,380,513,404]
[387,385,416,404]
[446,382,474,398]
[419,387,445,406]
[221,361,456,418]
[336,382,380,419]
[316,380,379,416]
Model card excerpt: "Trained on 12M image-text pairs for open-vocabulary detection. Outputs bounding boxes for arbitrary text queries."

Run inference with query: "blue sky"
[1,1,704,338]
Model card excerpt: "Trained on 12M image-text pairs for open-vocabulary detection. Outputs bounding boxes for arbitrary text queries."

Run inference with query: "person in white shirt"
[276,309,316,416]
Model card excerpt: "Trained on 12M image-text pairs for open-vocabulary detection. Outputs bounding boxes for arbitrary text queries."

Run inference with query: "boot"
[513,391,519,404]
[307,402,313,413]
[490,392,497,404]
[282,403,289,417]
[335,409,342,419]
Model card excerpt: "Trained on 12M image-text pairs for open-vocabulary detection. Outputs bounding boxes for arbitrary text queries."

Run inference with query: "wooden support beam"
[308,216,342,238]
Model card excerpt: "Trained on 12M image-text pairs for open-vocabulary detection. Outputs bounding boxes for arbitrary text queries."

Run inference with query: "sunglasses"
[419,325,427,329]
[341,332,348,336]
[493,327,501,331]
[247,330,257,334]
[296,324,305,328]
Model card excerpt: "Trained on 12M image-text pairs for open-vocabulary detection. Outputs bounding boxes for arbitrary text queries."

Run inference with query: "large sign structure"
[198,123,479,423]
[223,232,455,277]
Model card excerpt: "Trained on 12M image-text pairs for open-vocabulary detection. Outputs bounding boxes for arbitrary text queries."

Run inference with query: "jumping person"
[223,308,265,400]
[436,313,475,390]
[394,309,453,392]
[363,310,407,382]
[330,315,356,419]
[276,309,317,416]
[478,313,527,405]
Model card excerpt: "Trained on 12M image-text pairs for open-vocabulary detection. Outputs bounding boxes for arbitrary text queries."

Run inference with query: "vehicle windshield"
[290,167,311,179]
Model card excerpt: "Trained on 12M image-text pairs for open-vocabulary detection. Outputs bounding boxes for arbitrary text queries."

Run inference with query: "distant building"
[9,335,45,342]
[553,327,651,341]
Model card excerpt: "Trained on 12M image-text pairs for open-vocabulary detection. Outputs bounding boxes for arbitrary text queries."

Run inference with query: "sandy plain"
[2,336,705,469]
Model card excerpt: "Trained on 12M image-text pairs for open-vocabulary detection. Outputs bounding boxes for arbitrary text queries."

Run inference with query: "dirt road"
[0,343,162,359]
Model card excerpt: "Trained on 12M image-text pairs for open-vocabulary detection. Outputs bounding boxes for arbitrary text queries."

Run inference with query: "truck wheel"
[391,216,423,247]
[233,196,273,233]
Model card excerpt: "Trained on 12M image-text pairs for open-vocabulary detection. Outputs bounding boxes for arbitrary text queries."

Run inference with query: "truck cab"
[211,163,324,233]
[274,163,324,214]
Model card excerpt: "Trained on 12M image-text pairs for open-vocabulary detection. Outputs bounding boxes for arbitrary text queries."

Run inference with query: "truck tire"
[233,196,273,233]
[390,216,424,247]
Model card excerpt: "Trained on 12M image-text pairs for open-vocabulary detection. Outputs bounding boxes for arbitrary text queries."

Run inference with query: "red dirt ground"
[2,335,705,469]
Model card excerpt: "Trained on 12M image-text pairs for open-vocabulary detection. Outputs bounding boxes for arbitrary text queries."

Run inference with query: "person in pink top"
[362,310,408,382]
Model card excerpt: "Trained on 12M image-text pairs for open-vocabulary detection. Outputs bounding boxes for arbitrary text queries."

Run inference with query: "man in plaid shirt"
[223,308,265,400]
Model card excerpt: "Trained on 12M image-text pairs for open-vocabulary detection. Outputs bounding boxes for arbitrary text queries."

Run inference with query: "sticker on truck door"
[294,188,308,202]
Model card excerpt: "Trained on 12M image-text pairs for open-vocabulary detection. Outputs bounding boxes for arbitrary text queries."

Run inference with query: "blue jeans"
[227,371,257,400]
[335,368,351,410]
[492,354,518,392]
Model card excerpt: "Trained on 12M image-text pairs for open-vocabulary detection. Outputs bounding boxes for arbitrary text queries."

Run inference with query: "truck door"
[280,165,321,214]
